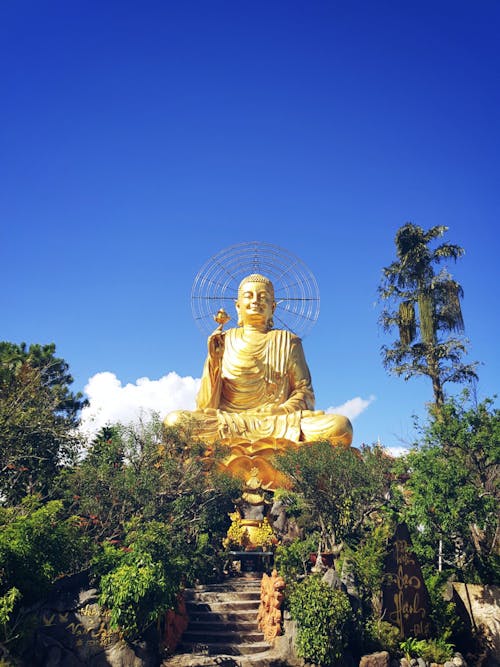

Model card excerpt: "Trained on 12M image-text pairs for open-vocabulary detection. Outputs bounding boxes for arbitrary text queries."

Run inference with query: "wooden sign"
[381,523,431,638]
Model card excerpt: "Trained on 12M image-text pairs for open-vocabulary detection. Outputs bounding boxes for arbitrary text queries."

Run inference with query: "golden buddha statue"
[165,274,352,485]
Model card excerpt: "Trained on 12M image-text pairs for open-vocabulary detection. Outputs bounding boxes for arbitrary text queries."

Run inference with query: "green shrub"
[364,618,401,655]
[89,541,126,581]
[425,572,464,643]
[344,524,390,615]
[99,552,177,640]
[274,535,317,581]
[400,636,454,663]
[0,587,21,643]
[95,519,185,640]
[289,574,353,665]
[400,637,422,661]
[0,499,88,604]
[418,637,455,663]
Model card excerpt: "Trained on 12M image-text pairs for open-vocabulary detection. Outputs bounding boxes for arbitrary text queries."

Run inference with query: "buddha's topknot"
[238,274,274,296]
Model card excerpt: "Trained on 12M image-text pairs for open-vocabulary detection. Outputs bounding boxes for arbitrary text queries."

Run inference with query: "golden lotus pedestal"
[216,435,303,491]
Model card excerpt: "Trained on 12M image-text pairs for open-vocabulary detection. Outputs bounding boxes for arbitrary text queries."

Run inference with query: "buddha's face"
[236,280,275,329]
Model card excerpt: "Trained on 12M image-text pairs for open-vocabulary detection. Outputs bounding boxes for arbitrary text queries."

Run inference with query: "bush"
[0,587,21,644]
[99,552,177,640]
[89,541,126,581]
[0,498,88,605]
[344,524,390,613]
[274,535,317,581]
[400,636,454,663]
[222,511,250,550]
[289,574,353,665]
[425,572,465,643]
[364,618,401,655]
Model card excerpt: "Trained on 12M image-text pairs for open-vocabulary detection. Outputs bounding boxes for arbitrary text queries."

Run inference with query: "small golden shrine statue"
[224,467,276,550]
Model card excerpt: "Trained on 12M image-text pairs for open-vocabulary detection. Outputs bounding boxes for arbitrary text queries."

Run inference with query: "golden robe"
[182,327,352,445]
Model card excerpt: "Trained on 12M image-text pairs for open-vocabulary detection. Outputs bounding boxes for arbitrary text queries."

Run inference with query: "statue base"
[227,550,273,574]
[213,436,302,490]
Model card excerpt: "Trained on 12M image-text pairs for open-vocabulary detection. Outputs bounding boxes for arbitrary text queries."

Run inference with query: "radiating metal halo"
[191,241,320,338]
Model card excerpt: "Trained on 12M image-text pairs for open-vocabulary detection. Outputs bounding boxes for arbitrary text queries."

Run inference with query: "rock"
[105,640,157,667]
[444,661,455,667]
[322,567,345,591]
[453,583,500,662]
[359,651,389,667]
[78,588,99,605]
[452,653,466,666]
[417,659,426,667]
[400,659,410,667]
[22,578,160,667]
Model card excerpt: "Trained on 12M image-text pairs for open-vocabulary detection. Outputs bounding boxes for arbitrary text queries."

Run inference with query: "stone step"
[186,582,261,590]
[187,610,259,624]
[185,590,261,602]
[194,577,261,586]
[176,641,271,656]
[182,629,265,644]
[186,600,259,613]
[187,581,261,593]
[186,620,259,633]
[174,576,268,660]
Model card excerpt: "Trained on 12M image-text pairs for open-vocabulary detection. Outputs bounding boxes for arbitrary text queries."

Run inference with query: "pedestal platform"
[227,550,273,574]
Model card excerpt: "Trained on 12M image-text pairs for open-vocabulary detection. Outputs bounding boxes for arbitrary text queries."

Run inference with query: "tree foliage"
[0,498,88,606]
[274,442,395,552]
[379,223,477,409]
[0,342,241,647]
[289,575,353,665]
[99,551,177,640]
[399,392,499,582]
[66,415,239,555]
[0,342,86,503]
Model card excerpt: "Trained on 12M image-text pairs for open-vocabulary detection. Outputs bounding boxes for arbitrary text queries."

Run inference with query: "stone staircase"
[164,576,272,664]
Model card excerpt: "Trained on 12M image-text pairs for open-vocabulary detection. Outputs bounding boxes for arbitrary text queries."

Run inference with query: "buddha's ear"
[235,299,243,327]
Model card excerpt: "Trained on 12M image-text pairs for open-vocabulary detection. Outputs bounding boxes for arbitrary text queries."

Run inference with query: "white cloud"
[79,371,200,438]
[385,445,409,458]
[79,373,376,444]
[325,394,376,420]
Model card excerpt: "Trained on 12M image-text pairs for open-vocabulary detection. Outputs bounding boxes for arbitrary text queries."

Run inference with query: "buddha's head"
[236,274,276,330]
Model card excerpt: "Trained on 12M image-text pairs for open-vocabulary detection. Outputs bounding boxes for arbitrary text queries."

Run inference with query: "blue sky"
[1,1,498,449]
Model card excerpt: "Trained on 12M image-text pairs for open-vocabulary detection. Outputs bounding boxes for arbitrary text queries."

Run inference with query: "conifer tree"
[0,342,86,503]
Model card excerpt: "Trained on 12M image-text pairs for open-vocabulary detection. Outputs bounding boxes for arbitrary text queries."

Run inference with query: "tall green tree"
[400,392,499,582]
[379,223,477,409]
[274,442,395,553]
[67,415,238,547]
[0,342,86,503]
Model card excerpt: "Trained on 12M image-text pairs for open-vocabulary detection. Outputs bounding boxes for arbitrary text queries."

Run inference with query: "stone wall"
[14,571,160,666]
[453,583,500,665]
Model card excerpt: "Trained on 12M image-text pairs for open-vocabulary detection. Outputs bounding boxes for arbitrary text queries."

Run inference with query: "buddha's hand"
[207,332,225,359]
[255,405,289,415]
